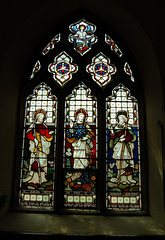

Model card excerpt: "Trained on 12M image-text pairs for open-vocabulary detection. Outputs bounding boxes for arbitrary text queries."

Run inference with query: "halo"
[74,108,88,120]
[33,109,47,120]
[79,24,86,30]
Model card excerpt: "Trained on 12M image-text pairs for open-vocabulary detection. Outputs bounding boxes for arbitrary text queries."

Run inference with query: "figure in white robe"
[23,110,54,185]
[109,111,137,185]
[66,109,95,181]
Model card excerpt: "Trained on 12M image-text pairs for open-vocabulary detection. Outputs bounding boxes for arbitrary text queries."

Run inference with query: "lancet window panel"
[105,84,141,211]
[19,83,57,209]
[63,82,98,209]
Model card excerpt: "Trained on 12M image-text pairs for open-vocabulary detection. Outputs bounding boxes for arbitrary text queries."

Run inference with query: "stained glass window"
[63,83,98,208]
[106,84,141,211]
[17,14,145,213]
[19,83,57,208]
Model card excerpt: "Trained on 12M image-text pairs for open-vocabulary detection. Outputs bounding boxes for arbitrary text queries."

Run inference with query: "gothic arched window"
[15,12,146,214]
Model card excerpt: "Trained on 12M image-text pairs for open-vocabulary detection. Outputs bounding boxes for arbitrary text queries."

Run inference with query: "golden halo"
[33,109,47,119]
[74,108,88,119]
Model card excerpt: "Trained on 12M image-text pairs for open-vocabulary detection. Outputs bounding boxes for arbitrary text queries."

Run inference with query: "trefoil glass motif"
[105,34,123,57]
[86,52,117,87]
[106,84,141,211]
[19,82,57,208]
[30,60,41,79]
[68,19,98,56]
[48,51,78,87]
[42,33,61,55]
[124,62,135,82]
[63,82,98,208]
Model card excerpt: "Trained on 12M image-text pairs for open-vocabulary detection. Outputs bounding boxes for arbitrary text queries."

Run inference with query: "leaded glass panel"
[105,34,123,57]
[63,82,98,208]
[124,62,135,82]
[86,52,117,87]
[42,33,61,55]
[106,84,141,211]
[19,83,57,209]
[48,51,78,87]
[68,19,97,56]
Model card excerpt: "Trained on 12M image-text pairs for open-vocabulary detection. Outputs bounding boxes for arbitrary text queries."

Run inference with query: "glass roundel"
[56,62,70,75]
[95,63,108,75]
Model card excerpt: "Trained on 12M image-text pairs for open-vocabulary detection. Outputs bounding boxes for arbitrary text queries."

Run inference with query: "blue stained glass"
[95,63,108,75]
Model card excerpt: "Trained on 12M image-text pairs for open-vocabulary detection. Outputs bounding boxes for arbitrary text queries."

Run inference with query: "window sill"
[0,212,165,237]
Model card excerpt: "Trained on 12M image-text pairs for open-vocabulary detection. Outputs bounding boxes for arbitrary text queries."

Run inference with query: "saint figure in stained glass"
[108,110,136,185]
[68,19,97,55]
[63,83,97,208]
[106,84,141,210]
[66,109,95,181]
[19,83,57,208]
[23,109,54,185]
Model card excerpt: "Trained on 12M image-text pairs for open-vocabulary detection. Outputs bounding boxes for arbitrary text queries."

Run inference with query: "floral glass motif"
[124,62,135,82]
[105,34,123,57]
[48,51,78,87]
[42,33,61,55]
[19,82,57,208]
[63,82,98,208]
[86,52,117,87]
[68,19,98,56]
[30,60,41,79]
[106,84,141,211]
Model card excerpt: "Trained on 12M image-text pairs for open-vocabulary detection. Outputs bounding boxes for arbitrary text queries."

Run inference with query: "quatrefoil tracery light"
[48,51,78,87]
[86,52,117,87]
